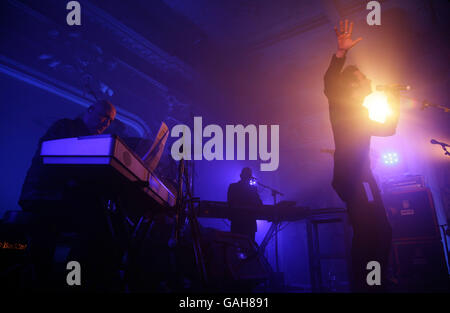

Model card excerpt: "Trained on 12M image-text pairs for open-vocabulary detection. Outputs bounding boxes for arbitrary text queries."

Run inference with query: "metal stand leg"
[172,159,208,289]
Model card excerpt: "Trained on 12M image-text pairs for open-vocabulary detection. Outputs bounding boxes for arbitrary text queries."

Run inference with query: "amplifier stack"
[384,185,449,292]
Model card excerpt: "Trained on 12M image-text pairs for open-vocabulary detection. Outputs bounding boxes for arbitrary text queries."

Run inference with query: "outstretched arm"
[334,19,362,58]
[324,20,363,97]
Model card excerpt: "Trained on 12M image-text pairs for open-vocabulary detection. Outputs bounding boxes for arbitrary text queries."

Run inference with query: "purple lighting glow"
[382,152,399,165]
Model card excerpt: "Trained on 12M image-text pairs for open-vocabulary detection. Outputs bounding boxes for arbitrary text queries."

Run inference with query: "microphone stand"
[399,95,449,113]
[421,100,450,113]
[434,142,450,157]
[255,180,284,286]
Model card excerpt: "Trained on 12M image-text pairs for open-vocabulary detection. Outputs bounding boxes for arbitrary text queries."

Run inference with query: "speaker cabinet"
[390,240,449,292]
[201,230,272,289]
[384,188,440,240]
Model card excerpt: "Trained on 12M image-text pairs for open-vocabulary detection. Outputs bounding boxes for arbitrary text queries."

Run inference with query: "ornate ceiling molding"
[82,0,194,82]
[2,0,198,138]
[0,54,150,137]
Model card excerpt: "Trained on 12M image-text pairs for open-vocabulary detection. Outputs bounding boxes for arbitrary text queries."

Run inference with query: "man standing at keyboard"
[227,167,263,242]
[19,100,116,209]
[324,20,400,292]
[19,100,118,291]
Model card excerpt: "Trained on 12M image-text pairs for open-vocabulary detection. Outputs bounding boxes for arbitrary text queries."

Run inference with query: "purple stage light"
[382,152,399,165]
[237,252,247,260]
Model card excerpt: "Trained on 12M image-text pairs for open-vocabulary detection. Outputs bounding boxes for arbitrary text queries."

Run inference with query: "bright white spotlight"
[363,91,392,123]
[382,152,399,165]
[249,178,257,186]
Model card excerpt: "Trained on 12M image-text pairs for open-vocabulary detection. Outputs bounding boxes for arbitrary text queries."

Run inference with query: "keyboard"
[195,200,310,221]
[40,134,176,208]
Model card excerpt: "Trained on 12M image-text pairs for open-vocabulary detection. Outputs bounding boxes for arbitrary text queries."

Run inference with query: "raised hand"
[334,19,362,57]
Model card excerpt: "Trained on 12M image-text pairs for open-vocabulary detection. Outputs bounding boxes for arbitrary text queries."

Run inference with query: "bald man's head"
[82,100,116,135]
[240,167,253,182]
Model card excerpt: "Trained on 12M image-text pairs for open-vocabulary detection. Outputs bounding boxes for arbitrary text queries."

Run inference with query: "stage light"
[249,179,257,186]
[237,252,247,260]
[382,152,399,165]
[363,91,392,123]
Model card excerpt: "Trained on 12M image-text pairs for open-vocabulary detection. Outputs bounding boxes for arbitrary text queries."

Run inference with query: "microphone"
[430,139,450,147]
[376,84,410,91]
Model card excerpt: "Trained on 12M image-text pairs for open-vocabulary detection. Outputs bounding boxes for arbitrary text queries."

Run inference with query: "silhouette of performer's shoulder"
[228,181,253,196]
[19,117,91,206]
[41,118,90,142]
[227,181,261,207]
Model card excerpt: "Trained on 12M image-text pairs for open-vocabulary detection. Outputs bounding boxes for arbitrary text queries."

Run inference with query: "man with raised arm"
[324,19,400,292]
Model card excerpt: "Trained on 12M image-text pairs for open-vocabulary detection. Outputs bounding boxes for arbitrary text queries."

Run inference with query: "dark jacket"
[227,181,263,234]
[324,54,399,196]
[19,118,91,208]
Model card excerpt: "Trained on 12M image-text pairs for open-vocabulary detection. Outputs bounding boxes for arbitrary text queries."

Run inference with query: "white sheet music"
[142,122,169,172]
